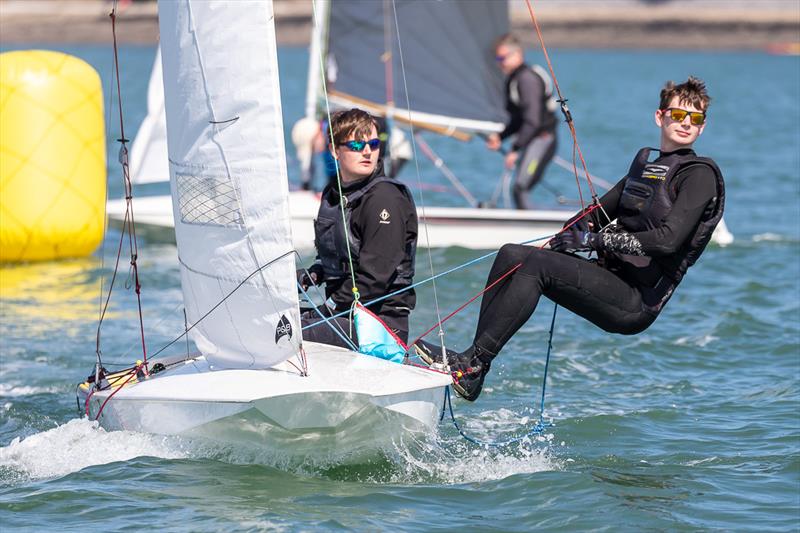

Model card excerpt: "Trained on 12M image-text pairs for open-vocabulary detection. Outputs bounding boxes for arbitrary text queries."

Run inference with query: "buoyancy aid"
[611,147,725,310]
[507,64,557,133]
[314,175,417,284]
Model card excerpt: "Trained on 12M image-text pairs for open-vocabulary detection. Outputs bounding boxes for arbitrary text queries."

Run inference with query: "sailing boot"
[449,345,494,402]
[413,339,458,366]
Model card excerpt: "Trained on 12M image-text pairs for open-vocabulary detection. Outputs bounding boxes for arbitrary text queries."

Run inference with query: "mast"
[298,0,331,188]
[381,0,395,175]
[305,0,331,122]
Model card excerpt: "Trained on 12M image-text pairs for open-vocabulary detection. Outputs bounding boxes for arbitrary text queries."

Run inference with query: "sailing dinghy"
[80,0,450,456]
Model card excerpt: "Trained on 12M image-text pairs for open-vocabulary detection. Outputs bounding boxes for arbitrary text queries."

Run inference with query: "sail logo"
[275,315,293,344]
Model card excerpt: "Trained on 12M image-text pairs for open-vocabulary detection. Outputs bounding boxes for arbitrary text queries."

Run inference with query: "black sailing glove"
[562,205,598,233]
[550,227,601,253]
[563,214,591,233]
[297,264,325,290]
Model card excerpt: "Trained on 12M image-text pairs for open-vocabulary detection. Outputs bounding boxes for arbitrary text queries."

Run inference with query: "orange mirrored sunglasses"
[664,107,706,126]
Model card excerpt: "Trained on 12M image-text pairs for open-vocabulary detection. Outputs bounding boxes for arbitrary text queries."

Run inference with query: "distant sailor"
[299,108,418,347]
[417,76,725,401]
[485,33,558,209]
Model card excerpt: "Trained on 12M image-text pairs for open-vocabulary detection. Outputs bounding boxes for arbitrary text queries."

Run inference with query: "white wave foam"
[673,334,719,347]
[0,419,189,483]
[394,429,561,484]
[0,382,62,397]
[752,232,787,242]
[684,455,719,467]
[151,416,562,484]
[0,414,562,486]
[380,405,564,485]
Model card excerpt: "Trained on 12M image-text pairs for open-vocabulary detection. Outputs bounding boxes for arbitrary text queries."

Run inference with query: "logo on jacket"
[275,314,293,344]
[379,209,391,224]
[642,164,669,181]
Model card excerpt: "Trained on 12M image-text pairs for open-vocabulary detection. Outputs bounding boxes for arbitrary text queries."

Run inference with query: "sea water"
[1,44,798,531]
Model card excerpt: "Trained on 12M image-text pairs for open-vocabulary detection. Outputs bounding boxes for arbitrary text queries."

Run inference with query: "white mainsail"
[158,0,300,369]
[129,48,167,185]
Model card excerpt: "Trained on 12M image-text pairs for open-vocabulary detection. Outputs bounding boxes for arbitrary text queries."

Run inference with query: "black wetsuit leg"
[473,244,657,355]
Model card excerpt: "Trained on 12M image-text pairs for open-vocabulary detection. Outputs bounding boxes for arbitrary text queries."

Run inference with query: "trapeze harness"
[607,147,725,313]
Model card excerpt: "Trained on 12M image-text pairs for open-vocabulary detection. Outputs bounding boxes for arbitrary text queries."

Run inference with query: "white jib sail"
[157,0,301,369]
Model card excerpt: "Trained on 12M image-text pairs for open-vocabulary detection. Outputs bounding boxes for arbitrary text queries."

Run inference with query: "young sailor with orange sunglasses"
[416,77,725,402]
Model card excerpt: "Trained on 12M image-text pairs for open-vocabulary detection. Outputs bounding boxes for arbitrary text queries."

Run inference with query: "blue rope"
[297,282,359,352]
[439,304,559,448]
[301,232,556,332]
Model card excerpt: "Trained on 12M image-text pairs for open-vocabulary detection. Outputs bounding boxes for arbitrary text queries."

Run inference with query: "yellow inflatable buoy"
[0,50,106,262]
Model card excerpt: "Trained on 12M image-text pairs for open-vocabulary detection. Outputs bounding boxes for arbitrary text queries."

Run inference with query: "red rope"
[95,209,129,356]
[84,387,96,418]
[92,364,142,421]
[109,8,148,366]
[410,262,524,347]
[411,204,602,352]
[524,0,598,208]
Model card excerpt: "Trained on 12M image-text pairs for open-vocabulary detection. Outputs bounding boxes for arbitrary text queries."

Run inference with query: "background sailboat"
[302,0,733,245]
[106,0,732,247]
[108,1,591,250]
[81,0,450,457]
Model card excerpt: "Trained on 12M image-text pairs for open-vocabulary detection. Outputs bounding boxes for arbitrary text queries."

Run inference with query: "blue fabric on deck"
[353,303,406,363]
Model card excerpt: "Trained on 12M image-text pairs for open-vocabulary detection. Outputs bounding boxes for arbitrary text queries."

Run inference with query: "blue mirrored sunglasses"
[343,138,381,152]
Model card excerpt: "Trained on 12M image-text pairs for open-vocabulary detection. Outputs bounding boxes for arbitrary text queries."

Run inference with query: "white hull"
[83,342,451,457]
[106,191,734,250]
[107,191,575,251]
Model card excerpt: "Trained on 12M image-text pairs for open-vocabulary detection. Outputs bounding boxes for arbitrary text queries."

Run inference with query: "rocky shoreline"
[1,0,798,50]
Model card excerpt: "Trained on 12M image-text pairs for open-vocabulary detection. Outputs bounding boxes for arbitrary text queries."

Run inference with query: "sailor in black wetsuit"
[299,108,417,347]
[417,76,724,401]
[486,33,558,209]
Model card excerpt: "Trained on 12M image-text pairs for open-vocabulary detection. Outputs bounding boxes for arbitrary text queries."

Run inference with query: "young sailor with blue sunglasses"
[299,108,418,347]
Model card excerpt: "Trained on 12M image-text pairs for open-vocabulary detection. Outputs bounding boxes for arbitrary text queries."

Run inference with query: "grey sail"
[325,0,509,132]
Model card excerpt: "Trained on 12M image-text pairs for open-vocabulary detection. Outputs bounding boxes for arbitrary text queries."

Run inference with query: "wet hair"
[493,32,522,52]
[329,108,379,146]
[659,76,711,112]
